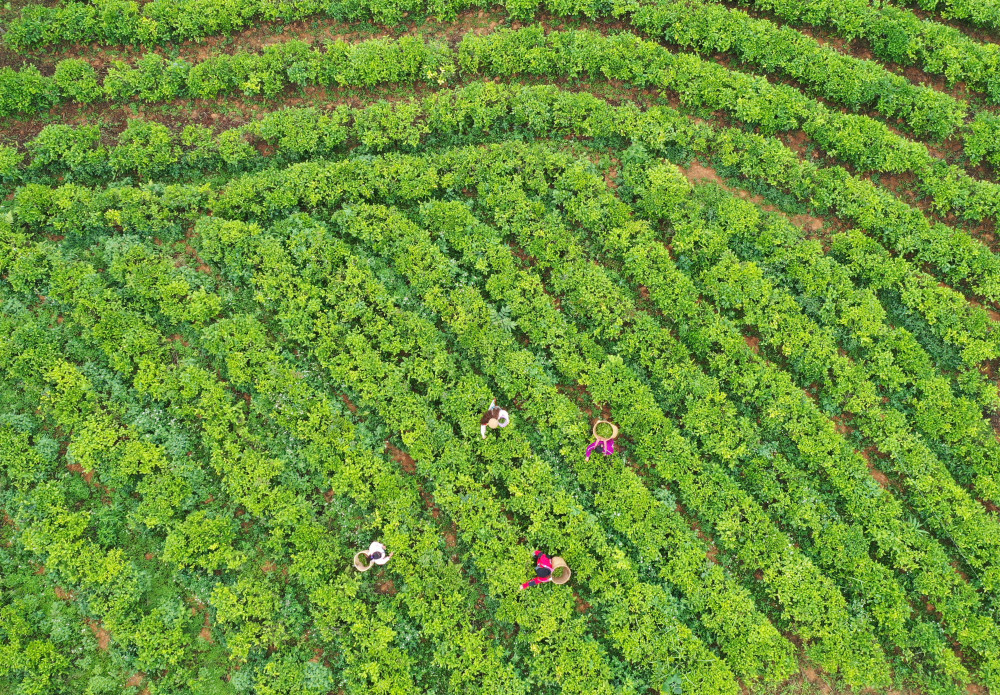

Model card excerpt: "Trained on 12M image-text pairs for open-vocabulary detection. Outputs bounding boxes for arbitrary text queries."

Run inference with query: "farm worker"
[366,541,393,566]
[586,420,618,459]
[585,438,614,458]
[521,550,553,589]
[480,399,510,438]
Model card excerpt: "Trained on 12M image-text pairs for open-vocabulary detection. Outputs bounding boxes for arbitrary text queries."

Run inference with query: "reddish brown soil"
[509,243,540,269]
[199,613,214,643]
[181,243,213,275]
[799,665,834,694]
[86,618,111,651]
[968,298,1000,322]
[830,413,854,436]
[860,447,892,490]
[682,159,829,237]
[802,383,821,405]
[951,560,971,582]
[684,160,726,186]
[676,502,720,563]
[418,487,439,517]
[66,463,94,484]
[604,162,619,189]
[65,463,114,503]
[340,394,358,413]
[556,383,595,417]
[386,441,416,474]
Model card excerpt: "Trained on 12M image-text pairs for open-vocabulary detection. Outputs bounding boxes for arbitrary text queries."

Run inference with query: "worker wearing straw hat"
[353,541,394,572]
[366,541,393,566]
[480,399,511,438]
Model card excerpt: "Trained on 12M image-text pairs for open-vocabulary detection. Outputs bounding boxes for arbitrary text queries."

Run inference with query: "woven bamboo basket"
[592,420,618,442]
[353,552,373,572]
[550,556,571,585]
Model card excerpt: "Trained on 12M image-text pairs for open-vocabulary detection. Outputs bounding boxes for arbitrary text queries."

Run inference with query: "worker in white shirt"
[480,399,510,438]
[366,541,393,566]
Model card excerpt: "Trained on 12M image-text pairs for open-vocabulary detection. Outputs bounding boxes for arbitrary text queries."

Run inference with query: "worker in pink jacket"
[521,550,554,589]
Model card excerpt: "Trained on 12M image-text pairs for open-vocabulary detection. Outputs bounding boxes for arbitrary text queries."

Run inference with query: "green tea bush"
[52,59,103,104]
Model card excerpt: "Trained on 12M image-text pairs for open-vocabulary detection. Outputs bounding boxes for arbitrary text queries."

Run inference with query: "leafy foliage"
[3,3,1000,693]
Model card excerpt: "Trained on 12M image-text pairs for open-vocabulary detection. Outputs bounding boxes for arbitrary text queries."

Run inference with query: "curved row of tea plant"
[624,166,1000,505]
[205,139,999,686]
[6,0,1000,111]
[7,81,999,446]
[2,27,999,227]
[8,80,999,387]
[1,0,495,49]
[897,0,1000,32]
[724,0,1000,100]
[1,162,755,693]
[382,187,972,691]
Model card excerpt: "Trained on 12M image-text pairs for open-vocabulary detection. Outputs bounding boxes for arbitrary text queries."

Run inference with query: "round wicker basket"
[592,420,618,442]
[353,552,373,572]
[550,556,571,585]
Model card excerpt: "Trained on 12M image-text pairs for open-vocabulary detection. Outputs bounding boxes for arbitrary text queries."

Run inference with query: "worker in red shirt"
[521,550,553,589]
